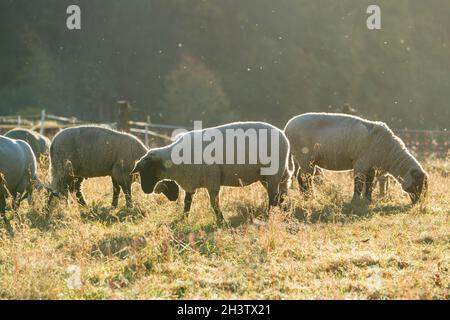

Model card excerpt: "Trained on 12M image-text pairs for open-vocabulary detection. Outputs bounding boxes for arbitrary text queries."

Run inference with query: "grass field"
[0,157,448,299]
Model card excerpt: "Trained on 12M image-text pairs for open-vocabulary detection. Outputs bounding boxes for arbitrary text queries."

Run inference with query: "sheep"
[284,113,428,204]
[0,136,39,232]
[132,121,293,225]
[48,125,178,208]
[5,128,51,162]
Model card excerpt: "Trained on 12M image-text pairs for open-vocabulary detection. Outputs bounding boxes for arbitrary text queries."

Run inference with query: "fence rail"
[0,111,448,156]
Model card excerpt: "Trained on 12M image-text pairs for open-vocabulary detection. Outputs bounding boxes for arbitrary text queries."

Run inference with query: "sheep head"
[402,168,428,204]
[132,153,179,201]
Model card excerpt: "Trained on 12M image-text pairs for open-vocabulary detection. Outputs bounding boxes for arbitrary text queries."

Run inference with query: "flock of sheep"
[0,112,428,233]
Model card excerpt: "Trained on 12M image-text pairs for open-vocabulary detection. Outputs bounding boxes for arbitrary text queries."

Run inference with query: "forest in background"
[0,0,449,129]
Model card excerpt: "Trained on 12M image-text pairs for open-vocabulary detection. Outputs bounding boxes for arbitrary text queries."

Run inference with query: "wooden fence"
[0,110,190,148]
[0,111,448,157]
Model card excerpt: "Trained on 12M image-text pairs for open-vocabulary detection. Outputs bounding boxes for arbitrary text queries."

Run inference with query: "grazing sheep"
[132,122,293,225]
[48,125,178,208]
[284,113,428,203]
[0,136,39,231]
[5,128,51,162]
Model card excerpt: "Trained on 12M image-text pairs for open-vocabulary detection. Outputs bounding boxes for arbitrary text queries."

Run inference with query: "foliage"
[0,1,449,129]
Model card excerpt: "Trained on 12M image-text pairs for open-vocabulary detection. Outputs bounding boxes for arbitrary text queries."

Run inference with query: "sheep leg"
[292,157,309,194]
[313,166,326,185]
[293,160,301,180]
[298,172,313,197]
[47,178,69,207]
[267,182,280,208]
[364,169,375,202]
[0,195,13,235]
[183,192,193,215]
[12,193,21,210]
[352,172,365,201]
[297,159,315,197]
[378,175,389,197]
[208,189,224,226]
[26,183,33,205]
[119,179,133,208]
[0,195,7,216]
[72,178,87,206]
[111,178,121,208]
[276,186,288,210]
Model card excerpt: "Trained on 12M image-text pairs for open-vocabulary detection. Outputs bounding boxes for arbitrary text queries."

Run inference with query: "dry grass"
[0,157,448,299]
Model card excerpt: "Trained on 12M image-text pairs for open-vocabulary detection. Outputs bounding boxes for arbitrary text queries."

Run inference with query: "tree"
[159,54,235,126]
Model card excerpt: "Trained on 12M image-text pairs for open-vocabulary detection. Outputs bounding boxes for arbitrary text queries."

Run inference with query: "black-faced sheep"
[5,128,50,162]
[48,125,178,208]
[132,122,293,225]
[284,113,428,203]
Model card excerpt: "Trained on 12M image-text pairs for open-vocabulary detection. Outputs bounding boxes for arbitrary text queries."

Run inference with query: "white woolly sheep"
[48,125,178,208]
[5,128,50,162]
[0,136,40,232]
[284,113,428,203]
[132,122,293,225]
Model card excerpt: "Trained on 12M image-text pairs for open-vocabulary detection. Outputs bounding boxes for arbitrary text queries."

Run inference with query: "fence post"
[116,101,131,132]
[17,115,21,128]
[40,109,46,135]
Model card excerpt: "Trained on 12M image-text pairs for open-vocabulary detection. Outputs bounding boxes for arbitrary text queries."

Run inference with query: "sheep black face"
[403,169,428,204]
[132,155,179,201]
[132,156,162,193]
[154,180,179,201]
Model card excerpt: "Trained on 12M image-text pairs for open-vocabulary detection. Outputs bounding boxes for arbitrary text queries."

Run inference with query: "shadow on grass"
[169,203,268,233]
[371,203,412,216]
[25,209,55,231]
[80,205,146,226]
[91,234,147,259]
[292,200,411,224]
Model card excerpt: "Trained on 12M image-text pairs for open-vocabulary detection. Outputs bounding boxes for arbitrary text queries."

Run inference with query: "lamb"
[5,128,51,162]
[48,125,178,208]
[0,136,39,232]
[132,121,293,225]
[284,113,428,203]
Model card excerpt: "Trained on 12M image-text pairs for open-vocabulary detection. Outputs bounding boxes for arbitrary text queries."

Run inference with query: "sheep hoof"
[2,217,14,237]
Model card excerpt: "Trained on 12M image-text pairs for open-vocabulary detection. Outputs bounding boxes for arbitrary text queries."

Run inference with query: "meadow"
[0,157,448,299]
